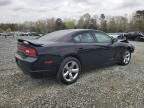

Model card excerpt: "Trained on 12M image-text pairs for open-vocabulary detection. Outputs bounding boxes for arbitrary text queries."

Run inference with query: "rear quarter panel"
[35,43,78,72]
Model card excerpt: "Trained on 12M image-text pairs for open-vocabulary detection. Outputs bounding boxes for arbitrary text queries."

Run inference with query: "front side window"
[74,32,95,43]
[94,32,112,44]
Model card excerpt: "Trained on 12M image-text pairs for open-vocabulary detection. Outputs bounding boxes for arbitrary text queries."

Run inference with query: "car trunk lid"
[17,39,42,57]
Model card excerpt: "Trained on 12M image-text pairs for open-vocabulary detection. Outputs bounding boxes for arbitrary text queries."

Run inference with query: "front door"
[92,31,116,65]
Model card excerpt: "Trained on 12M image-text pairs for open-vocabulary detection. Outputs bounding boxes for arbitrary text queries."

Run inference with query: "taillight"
[17,44,37,57]
[24,47,37,57]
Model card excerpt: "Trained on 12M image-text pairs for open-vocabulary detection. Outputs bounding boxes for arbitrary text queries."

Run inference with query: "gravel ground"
[0,36,144,108]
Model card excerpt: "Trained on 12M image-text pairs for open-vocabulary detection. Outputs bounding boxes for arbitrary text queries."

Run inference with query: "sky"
[0,0,144,23]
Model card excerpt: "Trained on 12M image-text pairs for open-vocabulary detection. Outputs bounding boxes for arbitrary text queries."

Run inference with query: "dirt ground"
[0,37,144,108]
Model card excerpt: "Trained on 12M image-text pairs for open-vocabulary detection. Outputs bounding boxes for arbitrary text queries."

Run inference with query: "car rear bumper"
[15,53,58,76]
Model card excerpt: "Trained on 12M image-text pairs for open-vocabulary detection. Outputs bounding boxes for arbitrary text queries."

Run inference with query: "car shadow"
[82,62,117,75]
[28,73,64,87]
[29,62,117,85]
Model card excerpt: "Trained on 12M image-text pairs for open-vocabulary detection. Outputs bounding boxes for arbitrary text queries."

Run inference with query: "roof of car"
[55,29,97,33]
[38,29,101,42]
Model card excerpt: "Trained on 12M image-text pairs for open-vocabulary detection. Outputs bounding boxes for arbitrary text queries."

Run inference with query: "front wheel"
[119,50,131,65]
[57,57,81,85]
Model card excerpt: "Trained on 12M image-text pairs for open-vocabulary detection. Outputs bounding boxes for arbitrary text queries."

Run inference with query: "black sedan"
[15,29,134,84]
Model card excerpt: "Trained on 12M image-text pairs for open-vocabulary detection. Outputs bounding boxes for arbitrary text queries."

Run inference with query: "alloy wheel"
[123,51,131,64]
[62,61,79,82]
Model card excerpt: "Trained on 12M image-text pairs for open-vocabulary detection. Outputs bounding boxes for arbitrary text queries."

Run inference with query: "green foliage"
[6,28,11,32]
[65,21,75,29]
[0,28,4,32]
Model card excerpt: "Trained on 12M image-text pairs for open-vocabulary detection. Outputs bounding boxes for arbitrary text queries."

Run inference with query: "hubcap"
[123,51,130,64]
[63,61,79,82]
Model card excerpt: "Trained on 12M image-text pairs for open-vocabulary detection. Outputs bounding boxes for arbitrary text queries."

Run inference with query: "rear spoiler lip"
[17,39,43,47]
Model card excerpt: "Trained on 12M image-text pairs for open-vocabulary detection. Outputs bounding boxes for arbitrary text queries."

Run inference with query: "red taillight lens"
[17,44,37,57]
[24,47,37,57]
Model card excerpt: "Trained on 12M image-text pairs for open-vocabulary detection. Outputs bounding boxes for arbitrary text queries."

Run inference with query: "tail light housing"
[17,44,37,57]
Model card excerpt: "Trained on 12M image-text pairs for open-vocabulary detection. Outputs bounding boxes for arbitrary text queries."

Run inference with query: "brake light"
[17,44,37,57]
[24,47,37,57]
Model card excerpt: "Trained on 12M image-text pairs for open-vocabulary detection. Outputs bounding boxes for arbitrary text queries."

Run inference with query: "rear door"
[73,32,100,67]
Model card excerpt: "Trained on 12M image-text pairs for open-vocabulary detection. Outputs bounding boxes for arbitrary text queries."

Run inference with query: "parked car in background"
[0,32,12,38]
[19,32,45,37]
[19,32,30,36]
[108,33,128,43]
[127,32,144,41]
[15,29,134,84]
[27,32,44,36]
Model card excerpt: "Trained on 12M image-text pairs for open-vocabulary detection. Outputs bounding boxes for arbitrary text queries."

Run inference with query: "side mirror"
[112,38,118,43]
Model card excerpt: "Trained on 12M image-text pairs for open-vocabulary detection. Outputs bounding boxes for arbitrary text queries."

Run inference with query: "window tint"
[74,35,81,42]
[94,32,112,43]
[38,30,71,42]
[74,32,95,43]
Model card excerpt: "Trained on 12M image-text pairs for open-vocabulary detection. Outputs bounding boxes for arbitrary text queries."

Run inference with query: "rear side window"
[38,30,71,42]
[74,32,95,43]
[74,36,81,42]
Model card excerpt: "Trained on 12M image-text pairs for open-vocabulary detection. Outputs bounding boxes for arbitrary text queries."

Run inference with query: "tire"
[119,50,131,65]
[57,57,81,85]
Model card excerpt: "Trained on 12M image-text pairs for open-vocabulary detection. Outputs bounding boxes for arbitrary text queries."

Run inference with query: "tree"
[82,13,91,28]
[55,18,65,30]
[133,10,144,32]
[92,15,99,29]
[107,17,117,32]
[77,13,91,29]
[6,28,11,32]
[65,21,75,29]
[46,18,56,32]
[0,10,143,33]
[100,14,107,32]
[0,28,4,32]
[77,16,84,28]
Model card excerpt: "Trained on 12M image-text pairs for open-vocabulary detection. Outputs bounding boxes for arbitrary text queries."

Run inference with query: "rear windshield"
[38,30,71,42]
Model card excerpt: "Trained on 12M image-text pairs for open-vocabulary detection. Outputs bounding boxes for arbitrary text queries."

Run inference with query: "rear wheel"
[57,57,81,85]
[119,50,131,65]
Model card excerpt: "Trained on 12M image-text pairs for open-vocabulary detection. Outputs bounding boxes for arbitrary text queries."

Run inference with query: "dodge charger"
[15,29,134,84]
